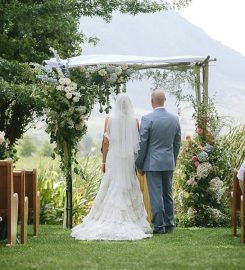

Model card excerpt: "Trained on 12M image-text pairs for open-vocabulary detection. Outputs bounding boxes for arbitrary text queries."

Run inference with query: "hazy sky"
[178,0,245,56]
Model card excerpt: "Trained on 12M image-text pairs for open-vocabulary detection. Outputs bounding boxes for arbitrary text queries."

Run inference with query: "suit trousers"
[146,171,174,232]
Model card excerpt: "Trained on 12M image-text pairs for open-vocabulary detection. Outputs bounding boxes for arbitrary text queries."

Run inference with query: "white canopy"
[45,54,213,69]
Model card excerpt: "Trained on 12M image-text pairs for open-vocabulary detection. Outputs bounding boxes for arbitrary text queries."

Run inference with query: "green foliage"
[0,131,18,162]
[35,155,102,225]
[40,140,54,157]
[0,59,44,146]
[19,135,37,157]
[219,125,245,169]
[72,156,102,224]
[0,1,84,63]
[38,170,65,224]
[141,68,194,112]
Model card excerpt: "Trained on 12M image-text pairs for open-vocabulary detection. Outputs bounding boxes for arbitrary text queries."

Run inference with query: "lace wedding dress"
[71,94,152,240]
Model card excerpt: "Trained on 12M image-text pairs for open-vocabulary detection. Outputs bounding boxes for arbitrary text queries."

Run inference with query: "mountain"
[79,11,245,138]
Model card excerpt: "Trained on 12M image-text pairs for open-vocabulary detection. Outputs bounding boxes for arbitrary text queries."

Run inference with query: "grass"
[0,225,244,270]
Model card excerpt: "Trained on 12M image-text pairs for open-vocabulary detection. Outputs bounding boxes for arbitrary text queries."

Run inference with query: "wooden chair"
[25,169,40,237]
[231,169,245,243]
[0,160,18,246]
[13,170,28,244]
[231,170,241,237]
[240,172,245,243]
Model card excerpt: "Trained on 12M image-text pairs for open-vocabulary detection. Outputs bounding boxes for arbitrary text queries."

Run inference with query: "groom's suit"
[136,107,181,233]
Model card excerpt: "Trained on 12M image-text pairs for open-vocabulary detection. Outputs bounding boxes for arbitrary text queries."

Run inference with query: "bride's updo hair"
[114,93,133,116]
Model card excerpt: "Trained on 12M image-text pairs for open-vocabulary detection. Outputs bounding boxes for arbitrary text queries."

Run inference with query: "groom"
[136,89,181,234]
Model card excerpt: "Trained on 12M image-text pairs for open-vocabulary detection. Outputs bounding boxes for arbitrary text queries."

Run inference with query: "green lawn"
[0,225,244,270]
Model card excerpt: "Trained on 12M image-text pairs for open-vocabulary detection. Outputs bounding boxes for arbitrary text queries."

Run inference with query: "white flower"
[108,73,118,84]
[73,96,80,103]
[107,66,115,73]
[209,177,225,203]
[207,207,225,221]
[178,191,184,206]
[75,123,84,130]
[209,177,223,191]
[0,131,5,145]
[76,106,86,114]
[71,82,77,90]
[187,177,196,186]
[56,85,63,91]
[121,64,128,70]
[187,207,197,218]
[74,92,81,98]
[98,69,107,76]
[64,86,72,93]
[65,93,73,99]
[115,66,122,75]
[59,78,71,85]
[196,162,212,179]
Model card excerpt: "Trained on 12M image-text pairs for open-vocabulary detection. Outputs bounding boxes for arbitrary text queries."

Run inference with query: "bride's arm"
[102,117,110,172]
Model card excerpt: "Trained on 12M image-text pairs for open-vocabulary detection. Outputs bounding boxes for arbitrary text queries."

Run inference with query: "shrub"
[37,155,102,225]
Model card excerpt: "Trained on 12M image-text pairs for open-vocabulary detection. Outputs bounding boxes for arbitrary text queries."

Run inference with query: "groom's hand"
[138,169,145,176]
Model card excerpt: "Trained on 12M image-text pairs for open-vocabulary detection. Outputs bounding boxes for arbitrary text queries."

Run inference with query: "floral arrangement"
[174,101,232,227]
[89,64,134,89]
[82,64,135,113]
[175,129,231,226]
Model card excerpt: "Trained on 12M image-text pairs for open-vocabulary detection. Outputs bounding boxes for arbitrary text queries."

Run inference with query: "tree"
[19,136,36,157]
[40,140,54,157]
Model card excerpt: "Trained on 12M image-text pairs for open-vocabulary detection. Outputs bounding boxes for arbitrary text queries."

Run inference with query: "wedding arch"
[39,52,215,228]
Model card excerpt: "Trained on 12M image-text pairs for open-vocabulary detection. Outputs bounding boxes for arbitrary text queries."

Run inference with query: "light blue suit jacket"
[136,108,181,171]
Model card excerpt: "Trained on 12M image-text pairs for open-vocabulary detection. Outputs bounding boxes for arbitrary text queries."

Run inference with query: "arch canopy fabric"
[45,54,214,69]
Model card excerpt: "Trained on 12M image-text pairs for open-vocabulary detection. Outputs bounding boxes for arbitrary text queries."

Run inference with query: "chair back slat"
[0,161,13,214]
[233,170,242,210]
[13,171,25,216]
[25,169,37,209]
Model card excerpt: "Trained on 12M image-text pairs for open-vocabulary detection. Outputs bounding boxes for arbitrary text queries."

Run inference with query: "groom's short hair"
[151,89,166,105]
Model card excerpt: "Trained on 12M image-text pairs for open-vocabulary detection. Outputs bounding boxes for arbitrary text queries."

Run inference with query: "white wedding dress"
[71,94,152,240]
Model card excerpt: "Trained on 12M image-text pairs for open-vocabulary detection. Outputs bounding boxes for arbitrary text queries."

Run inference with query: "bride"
[71,93,152,240]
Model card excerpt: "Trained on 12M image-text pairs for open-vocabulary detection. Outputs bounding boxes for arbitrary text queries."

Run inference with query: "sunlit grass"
[0,225,244,270]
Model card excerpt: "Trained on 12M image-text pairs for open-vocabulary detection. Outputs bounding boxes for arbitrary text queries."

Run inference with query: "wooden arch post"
[202,56,210,134]
[194,56,211,135]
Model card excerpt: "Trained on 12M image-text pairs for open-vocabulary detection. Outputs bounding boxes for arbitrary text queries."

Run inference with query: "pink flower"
[197,128,204,135]
[187,177,195,186]
[192,156,198,162]
[194,161,200,167]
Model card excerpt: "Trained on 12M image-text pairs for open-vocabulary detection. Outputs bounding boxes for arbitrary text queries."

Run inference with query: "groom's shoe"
[153,230,165,234]
[165,226,174,233]
[153,228,166,234]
